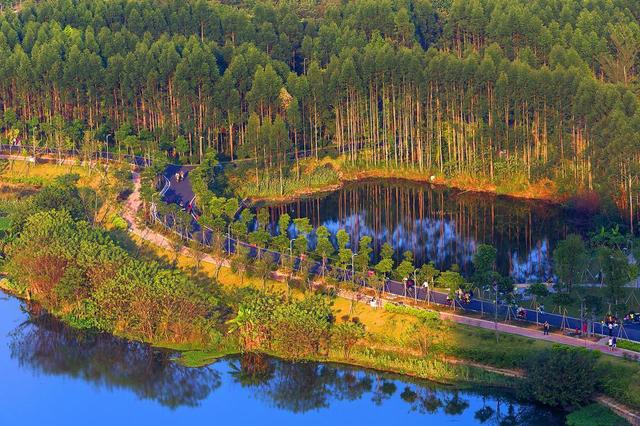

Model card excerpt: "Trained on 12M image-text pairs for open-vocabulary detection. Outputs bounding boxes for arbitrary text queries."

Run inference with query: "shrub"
[331,321,365,358]
[385,303,439,321]
[565,404,628,426]
[519,346,599,408]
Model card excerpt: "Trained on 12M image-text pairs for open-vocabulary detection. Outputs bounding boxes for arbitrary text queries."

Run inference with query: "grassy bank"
[228,154,562,204]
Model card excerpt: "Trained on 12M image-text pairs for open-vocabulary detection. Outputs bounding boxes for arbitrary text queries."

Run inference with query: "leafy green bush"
[566,404,628,426]
[6,209,222,344]
[110,214,128,230]
[331,321,366,358]
[384,303,439,321]
[519,345,599,408]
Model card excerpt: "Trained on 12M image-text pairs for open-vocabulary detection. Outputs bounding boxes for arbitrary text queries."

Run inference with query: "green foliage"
[354,236,373,274]
[375,258,394,277]
[416,262,440,287]
[437,269,466,294]
[0,216,10,232]
[472,244,497,288]
[565,404,628,426]
[384,303,440,321]
[553,234,587,291]
[232,290,334,359]
[394,250,415,281]
[314,225,334,267]
[6,209,221,344]
[409,315,451,357]
[597,247,631,300]
[110,214,128,230]
[31,178,89,220]
[380,242,394,260]
[331,321,366,358]
[520,346,599,408]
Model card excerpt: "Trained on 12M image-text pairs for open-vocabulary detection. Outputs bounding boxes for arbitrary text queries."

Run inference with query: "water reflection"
[9,304,221,408]
[230,354,563,424]
[1,296,565,424]
[267,180,589,282]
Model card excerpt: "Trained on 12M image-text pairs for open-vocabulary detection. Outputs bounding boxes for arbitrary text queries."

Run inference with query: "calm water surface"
[267,180,591,282]
[0,293,564,425]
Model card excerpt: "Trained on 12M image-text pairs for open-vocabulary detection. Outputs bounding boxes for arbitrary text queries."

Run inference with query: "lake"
[0,292,565,425]
[266,179,592,283]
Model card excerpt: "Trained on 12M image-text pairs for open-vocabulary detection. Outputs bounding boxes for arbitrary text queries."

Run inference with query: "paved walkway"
[438,310,637,359]
[123,172,228,269]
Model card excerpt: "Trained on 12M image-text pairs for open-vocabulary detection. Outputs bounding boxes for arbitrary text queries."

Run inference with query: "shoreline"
[0,284,514,393]
[0,280,514,389]
[244,167,565,206]
[2,283,637,422]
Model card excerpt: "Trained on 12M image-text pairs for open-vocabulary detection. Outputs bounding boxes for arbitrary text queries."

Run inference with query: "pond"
[266,179,592,283]
[0,293,565,425]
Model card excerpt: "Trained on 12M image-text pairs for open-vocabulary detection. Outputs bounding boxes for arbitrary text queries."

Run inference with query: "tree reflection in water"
[9,306,221,408]
[5,302,562,423]
[268,180,592,282]
[230,354,561,424]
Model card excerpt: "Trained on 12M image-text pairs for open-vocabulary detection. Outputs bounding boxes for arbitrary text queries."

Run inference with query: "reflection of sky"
[281,210,553,283]
[510,239,552,283]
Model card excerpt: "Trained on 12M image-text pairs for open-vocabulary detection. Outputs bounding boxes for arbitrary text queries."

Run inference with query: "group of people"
[603,315,620,337]
[455,288,473,304]
[608,336,618,351]
[174,170,186,182]
[624,312,640,323]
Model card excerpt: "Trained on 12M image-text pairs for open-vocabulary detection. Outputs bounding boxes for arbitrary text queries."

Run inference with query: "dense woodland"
[1,0,640,226]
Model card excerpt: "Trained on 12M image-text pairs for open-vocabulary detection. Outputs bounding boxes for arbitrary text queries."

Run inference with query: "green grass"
[231,162,339,199]
[384,303,440,320]
[617,339,640,353]
[0,216,10,231]
[566,403,629,426]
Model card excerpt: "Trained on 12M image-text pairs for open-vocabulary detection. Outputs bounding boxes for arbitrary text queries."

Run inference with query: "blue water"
[0,294,564,425]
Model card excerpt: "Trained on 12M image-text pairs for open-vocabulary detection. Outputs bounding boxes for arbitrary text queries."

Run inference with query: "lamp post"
[493,280,499,343]
[105,134,112,163]
[351,252,356,283]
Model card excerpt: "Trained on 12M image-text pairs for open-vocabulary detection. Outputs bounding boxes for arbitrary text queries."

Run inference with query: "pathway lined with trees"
[131,164,640,349]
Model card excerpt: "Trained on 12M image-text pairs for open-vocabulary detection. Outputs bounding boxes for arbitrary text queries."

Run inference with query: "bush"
[519,346,599,408]
[6,209,221,344]
[565,404,628,426]
[385,303,439,321]
[331,321,365,358]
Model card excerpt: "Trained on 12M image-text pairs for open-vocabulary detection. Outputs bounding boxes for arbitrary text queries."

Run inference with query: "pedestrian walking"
[612,336,617,351]
[543,321,550,335]
[608,337,613,351]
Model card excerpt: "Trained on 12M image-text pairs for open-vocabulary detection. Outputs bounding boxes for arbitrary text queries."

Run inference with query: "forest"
[0,0,639,227]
